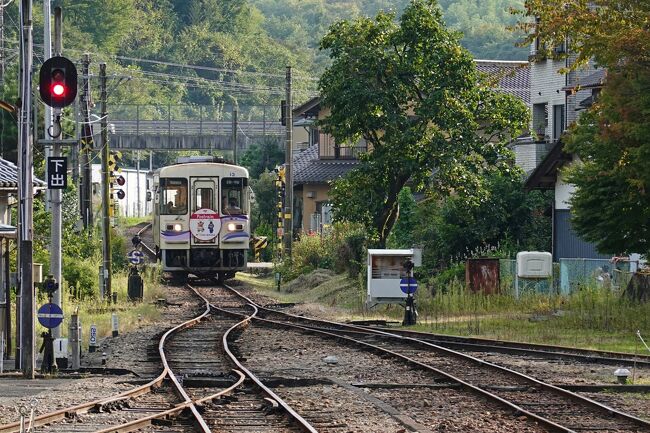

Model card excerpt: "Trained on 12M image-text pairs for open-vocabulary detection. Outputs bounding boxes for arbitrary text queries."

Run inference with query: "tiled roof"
[293,144,359,185]
[475,60,530,104]
[562,68,606,92]
[0,158,46,189]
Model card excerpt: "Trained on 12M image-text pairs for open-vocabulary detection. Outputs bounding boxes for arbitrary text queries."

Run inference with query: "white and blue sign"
[127,250,144,265]
[37,303,64,329]
[400,277,418,294]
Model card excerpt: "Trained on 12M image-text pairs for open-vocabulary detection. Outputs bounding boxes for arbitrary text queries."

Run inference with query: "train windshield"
[161,178,188,215]
[221,178,247,215]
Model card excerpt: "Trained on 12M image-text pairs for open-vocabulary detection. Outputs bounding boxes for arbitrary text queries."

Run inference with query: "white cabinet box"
[367,249,415,307]
[517,251,552,278]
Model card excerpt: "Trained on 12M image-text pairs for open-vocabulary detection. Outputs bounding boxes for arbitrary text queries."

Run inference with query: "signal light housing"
[39,56,78,108]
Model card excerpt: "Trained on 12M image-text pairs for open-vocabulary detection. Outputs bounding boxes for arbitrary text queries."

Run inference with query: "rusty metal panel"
[466,258,500,294]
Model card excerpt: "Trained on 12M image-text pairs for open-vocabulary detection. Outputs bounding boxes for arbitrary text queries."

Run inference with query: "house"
[0,158,46,361]
[523,37,608,260]
[291,60,531,235]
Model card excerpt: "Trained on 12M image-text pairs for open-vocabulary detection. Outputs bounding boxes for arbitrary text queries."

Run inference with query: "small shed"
[367,249,417,307]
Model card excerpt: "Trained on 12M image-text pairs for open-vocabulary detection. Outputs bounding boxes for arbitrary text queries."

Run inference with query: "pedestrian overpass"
[107,104,284,151]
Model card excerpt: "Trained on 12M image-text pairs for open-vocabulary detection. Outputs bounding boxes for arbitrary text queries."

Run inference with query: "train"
[152,156,250,281]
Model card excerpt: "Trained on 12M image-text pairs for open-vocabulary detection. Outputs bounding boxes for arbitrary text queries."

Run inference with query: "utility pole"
[232,108,238,164]
[43,0,52,213]
[283,66,293,258]
[136,150,140,217]
[79,54,92,229]
[100,63,112,301]
[17,0,34,378]
[49,6,63,338]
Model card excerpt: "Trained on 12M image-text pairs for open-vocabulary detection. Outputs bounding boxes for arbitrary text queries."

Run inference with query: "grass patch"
[239,269,650,355]
[34,265,166,350]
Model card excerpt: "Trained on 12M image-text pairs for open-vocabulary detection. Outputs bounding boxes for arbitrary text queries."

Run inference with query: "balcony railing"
[318,133,367,159]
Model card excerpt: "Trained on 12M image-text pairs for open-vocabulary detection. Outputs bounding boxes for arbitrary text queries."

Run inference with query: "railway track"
[0,284,316,433]
[213,282,650,433]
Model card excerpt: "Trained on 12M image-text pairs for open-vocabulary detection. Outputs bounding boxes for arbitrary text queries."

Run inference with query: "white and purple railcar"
[152,156,250,280]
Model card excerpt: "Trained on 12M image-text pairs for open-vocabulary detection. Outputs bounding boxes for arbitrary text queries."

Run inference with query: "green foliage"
[240,138,285,178]
[564,69,650,257]
[414,173,551,270]
[387,187,417,249]
[62,256,98,300]
[250,170,278,231]
[278,222,367,280]
[515,0,650,71]
[323,0,529,246]
[253,0,527,66]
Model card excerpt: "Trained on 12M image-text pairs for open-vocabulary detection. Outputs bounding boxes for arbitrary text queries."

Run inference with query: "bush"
[63,257,98,299]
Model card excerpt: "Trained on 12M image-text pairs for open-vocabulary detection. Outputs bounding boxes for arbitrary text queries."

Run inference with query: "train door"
[190,177,218,246]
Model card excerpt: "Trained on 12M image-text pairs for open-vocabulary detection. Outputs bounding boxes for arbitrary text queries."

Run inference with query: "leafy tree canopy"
[520,1,650,256]
[515,0,650,70]
[565,69,650,256]
[321,0,529,246]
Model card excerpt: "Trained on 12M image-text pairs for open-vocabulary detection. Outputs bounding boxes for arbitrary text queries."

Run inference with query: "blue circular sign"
[37,303,64,329]
[400,277,418,294]
[127,250,144,264]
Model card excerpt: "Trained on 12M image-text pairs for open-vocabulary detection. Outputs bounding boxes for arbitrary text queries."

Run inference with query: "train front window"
[221,178,247,215]
[161,178,188,215]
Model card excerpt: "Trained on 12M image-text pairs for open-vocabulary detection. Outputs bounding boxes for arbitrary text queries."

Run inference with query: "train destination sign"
[190,208,220,241]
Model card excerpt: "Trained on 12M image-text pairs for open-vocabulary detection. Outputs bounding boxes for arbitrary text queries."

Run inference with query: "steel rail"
[0,285,211,433]
[91,370,247,433]
[188,284,319,433]
[359,326,650,366]
[135,223,157,258]
[221,283,650,432]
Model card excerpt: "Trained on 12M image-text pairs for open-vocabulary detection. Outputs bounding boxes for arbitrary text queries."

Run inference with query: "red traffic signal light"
[39,56,77,108]
[115,175,126,186]
[116,190,126,200]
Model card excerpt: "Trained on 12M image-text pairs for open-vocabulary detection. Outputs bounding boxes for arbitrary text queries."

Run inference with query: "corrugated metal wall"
[554,209,610,260]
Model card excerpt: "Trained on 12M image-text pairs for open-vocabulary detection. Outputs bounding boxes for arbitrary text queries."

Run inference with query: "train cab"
[152,156,250,280]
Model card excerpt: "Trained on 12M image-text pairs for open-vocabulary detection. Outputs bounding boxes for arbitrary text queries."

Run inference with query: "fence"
[497,258,637,295]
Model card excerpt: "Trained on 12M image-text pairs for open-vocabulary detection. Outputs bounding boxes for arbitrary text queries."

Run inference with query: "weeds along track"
[218,282,650,433]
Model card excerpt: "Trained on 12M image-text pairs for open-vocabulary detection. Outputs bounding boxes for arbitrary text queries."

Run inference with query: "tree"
[240,138,285,178]
[519,1,650,256]
[387,187,417,249]
[413,173,551,269]
[515,1,650,70]
[564,69,650,256]
[250,170,278,230]
[321,0,528,246]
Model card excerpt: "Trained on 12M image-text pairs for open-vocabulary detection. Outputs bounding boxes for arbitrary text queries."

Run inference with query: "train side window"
[195,188,213,210]
[161,178,188,215]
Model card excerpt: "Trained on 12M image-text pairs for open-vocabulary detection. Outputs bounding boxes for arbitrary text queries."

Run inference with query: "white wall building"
[92,164,152,218]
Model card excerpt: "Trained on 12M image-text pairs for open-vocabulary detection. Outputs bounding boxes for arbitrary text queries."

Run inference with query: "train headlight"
[227,222,243,232]
[173,223,182,232]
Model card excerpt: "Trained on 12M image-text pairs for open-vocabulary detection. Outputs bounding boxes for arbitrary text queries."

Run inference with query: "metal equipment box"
[517,251,552,278]
[366,249,416,307]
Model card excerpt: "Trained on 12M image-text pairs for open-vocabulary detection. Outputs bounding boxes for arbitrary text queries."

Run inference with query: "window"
[161,178,188,215]
[195,188,213,210]
[221,178,247,215]
[533,103,548,138]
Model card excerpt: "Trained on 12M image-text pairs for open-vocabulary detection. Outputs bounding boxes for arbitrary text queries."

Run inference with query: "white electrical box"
[367,249,416,307]
[517,251,552,278]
